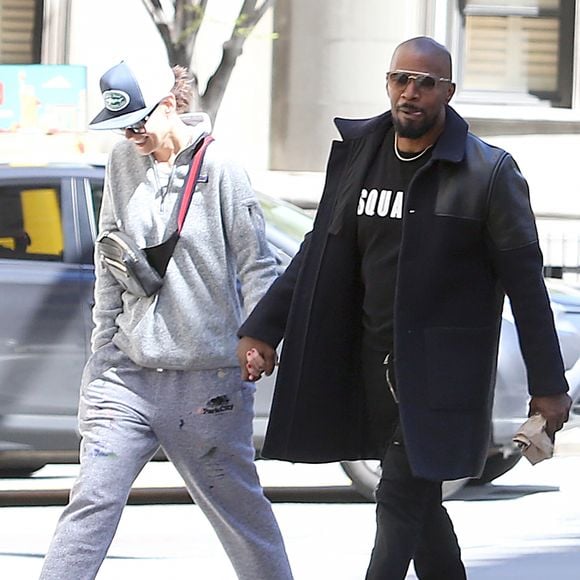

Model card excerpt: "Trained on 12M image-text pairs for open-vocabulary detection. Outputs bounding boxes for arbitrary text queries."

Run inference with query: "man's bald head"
[391,36,453,81]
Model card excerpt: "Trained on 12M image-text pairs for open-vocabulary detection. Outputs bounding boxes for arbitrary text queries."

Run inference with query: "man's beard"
[393,107,438,139]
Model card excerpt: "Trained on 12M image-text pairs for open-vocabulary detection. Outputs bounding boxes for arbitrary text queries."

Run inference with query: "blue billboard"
[0,64,87,133]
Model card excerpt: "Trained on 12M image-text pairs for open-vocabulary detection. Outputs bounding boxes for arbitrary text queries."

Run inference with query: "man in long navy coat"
[237,36,572,579]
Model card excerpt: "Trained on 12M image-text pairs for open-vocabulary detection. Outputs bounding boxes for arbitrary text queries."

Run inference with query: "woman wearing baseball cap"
[40,59,293,580]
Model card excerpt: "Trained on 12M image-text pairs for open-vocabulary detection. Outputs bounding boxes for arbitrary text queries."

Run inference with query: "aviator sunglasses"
[386,70,452,91]
[113,103,160,135]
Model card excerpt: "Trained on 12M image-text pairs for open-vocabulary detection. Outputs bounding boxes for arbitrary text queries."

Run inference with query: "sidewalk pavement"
[554,424,580,456]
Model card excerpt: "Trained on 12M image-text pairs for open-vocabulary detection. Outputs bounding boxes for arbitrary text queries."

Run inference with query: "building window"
[459,0,575,107]
[0,0,43,64]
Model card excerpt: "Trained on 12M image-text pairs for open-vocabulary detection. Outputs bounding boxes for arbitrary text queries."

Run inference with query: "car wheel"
[0,466,46,478]
[0,449,47,478]
[0,459,47,478]
[340,460,381,501]
[469,452,521,485]
[340,460,469,501]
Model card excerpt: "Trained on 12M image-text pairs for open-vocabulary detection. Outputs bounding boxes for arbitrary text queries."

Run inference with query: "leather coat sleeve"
[486,154,568,396]
[238,231,312,348]
[486,154,538,251]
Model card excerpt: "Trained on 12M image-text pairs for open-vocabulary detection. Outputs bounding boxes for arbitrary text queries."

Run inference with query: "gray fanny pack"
[96,135,214,297]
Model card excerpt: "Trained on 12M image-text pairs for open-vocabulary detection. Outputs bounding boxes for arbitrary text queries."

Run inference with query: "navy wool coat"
[240,106,568,481]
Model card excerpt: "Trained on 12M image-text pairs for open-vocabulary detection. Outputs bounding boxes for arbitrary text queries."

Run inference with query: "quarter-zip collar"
[148,112,212,207]
[158,111,212,166]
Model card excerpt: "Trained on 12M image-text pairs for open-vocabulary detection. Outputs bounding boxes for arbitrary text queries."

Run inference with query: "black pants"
[362,352,466,580]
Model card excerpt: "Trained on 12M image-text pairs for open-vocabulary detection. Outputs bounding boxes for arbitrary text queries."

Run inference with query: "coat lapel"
[328,114,392,235]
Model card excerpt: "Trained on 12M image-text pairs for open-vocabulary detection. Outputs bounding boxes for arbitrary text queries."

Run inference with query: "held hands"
[237,336,277,382]
[529,392,573,440]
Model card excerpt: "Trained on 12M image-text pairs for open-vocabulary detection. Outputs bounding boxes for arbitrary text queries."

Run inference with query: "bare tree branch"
[202,0,274,120]
[244,0,274,25]
[141,0,178,63]
[141,0,165,21]
[173,0,208,66]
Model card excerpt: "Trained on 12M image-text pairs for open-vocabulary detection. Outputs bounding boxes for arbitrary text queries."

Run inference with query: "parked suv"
[0,163,579,500]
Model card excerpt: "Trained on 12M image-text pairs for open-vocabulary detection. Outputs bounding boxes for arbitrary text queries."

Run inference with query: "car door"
[73,170,104,361]
[0,172,86,449]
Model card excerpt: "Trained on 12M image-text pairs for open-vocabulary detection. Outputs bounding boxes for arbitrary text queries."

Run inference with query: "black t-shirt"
[357,127,432,354]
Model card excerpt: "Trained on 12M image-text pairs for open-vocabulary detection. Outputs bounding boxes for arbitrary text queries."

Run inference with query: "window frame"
[72,170,105,266]
[455,0,576,108]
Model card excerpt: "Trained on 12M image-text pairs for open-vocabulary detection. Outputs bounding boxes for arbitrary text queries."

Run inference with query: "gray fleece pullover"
[91,113,278,370]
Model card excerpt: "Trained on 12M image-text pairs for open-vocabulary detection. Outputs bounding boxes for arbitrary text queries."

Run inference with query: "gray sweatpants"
[40,345,293,580]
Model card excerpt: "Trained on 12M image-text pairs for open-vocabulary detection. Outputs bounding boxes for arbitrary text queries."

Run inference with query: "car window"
[0,183,64,261]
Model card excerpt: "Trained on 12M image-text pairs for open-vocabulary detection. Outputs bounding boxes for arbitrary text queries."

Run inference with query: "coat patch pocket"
[425,326,496,411]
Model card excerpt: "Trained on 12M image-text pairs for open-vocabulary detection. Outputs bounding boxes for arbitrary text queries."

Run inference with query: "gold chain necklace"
[394,133,433,162]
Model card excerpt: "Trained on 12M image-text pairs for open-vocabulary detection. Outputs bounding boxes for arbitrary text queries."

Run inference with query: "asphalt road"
[1,427,580,579]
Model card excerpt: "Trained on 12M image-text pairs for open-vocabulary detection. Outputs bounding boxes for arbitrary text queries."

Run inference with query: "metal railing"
[537,213,580,285]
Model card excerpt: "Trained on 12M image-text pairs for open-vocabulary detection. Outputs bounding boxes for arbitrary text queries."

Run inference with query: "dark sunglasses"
[113,103,160,135]
[386,70,452,91]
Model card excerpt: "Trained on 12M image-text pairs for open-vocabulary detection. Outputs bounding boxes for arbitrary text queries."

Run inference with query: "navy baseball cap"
[89,60,175,130]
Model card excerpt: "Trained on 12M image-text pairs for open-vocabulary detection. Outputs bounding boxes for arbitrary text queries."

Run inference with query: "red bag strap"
[177,134,214,233]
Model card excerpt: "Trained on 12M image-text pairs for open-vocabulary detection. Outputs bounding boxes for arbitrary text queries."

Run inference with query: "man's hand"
[237,336,277,382]
[529,392,572,440]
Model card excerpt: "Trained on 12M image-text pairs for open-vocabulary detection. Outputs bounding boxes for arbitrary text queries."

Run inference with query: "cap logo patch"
[103,90,130,112]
